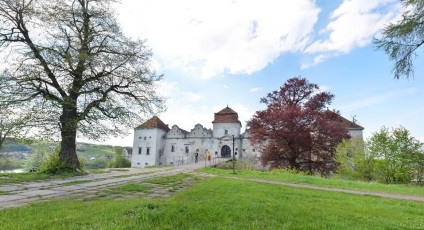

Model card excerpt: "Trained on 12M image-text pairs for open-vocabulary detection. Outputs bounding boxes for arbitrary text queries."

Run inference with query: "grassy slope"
[76,144,115,158]
[0,177,423,229]
[199,167,424,197]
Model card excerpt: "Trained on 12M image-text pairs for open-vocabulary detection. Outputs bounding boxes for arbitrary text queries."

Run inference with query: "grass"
[0,190,11,195]
[0,171,87,185]
[144,173,193,186]
[93,183,151,199]
[60,180,93,186]
[87,169,112,174]
[0,177,423,229]
[104,183,151,195]
[76,144,115,158]
[199,167,424,197]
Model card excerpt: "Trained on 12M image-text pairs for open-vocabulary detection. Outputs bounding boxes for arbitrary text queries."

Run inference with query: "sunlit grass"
[199,167,424,196]
[144,173,193,185]
[0,177,423,229]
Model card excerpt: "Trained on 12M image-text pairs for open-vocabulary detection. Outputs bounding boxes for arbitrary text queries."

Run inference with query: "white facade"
[131,107,249,168]
[132,128,168,167]
[131,107,364,168]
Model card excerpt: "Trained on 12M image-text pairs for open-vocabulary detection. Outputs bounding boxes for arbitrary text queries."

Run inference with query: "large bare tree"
[0,0,165,170]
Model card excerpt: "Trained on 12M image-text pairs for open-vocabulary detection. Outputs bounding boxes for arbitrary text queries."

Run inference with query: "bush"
[84,158,108,169]
[107,156,131,168]
[24,142,49,172]
[39,149,66,174]
[0,157,23,171]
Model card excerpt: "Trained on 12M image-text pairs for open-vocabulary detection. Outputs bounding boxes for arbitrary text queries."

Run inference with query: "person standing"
[195,151,199,163]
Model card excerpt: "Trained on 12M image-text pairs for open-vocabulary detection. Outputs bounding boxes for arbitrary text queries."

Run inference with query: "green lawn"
[199,167,424,197]
[0,177,423,229]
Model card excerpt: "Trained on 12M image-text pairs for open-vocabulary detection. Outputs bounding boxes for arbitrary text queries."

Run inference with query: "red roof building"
[212,106,242,126]
[135,116,170,131]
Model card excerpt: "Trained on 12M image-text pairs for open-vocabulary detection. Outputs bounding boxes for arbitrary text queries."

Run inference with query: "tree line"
[336,127,424,184]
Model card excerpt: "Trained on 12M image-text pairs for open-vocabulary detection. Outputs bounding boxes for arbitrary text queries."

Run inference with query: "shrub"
[24,142,49,172]
[107,156,131,168]
[39,149,66,174]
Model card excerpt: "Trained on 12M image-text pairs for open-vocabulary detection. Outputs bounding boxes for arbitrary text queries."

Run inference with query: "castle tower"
[132,116,170,167]
[212,106,242,159]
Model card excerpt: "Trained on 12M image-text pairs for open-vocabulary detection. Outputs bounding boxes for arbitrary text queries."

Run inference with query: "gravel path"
[227,177,424,202]
[0,162,209,210]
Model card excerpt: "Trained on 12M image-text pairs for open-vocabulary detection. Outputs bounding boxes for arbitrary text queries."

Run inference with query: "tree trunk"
[59,103,80,170]
[289,157,300,170]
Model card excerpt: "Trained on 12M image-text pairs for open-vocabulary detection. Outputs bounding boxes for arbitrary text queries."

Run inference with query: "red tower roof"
[135,116,170,131]
[212,106,242,125]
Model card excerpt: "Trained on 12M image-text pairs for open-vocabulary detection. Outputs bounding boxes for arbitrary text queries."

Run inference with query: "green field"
[76,143,116,158]
[0,174,423,229]
[200,167,424,197]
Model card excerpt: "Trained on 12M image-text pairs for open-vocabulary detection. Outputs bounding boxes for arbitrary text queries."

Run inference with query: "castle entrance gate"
[221,145,231,158]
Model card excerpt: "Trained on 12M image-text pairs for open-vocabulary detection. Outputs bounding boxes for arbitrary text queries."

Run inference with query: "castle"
[131,106,364,168]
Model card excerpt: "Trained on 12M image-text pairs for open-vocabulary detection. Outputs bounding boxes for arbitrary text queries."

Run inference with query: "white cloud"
[301,54,330,69]
[305,0,399,54]
[250,87,263,92]
[117,0,320,79]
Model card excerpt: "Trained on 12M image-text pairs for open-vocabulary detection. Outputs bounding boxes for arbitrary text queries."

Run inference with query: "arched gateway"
[221,145,231,158]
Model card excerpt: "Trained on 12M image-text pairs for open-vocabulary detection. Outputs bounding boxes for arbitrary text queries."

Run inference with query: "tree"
[0,0,164,170]
[108,146,130,168]
[368,126,423,183]
[335,138,376,181]
[374,0,424,79]
[23,142,49,172]
[247,77,350,174]
[0,102,41,152]
[0,107,24,152]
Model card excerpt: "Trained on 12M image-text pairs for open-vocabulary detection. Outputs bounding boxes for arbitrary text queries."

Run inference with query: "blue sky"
[103,0,424,146]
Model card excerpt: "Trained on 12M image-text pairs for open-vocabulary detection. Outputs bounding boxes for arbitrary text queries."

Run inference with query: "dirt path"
[0,162,209,210]
[227,177,424,202]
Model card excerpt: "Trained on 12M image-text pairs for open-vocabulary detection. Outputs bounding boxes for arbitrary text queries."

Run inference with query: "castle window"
[171,144,176,152]
[138,147,142,155]
[137,162,140,165]
[253,149,256,152]
[146,147,150,155]
[139,136,141,139]
[144,137,146,140]
[225,129,228,134]
[145,162,148,165]
[185,145,189,154]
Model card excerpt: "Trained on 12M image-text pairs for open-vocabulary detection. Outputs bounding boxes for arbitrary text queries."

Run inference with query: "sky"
[100,0,424,146]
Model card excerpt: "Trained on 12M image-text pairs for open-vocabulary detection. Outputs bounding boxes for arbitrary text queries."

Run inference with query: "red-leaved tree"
[247,77,350,174]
